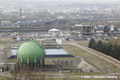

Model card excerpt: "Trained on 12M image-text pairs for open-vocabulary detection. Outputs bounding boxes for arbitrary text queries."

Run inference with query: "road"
[64,43,120,69]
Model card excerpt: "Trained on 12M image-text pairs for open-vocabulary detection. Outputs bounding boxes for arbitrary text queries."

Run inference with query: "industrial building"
[5,40,99,73]
[7,39,73,59]
[73,24,94,35]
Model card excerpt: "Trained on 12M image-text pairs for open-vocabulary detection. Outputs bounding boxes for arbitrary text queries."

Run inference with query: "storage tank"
[17,40,45,65]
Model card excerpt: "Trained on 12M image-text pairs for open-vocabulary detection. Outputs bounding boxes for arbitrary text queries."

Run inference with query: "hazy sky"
[25,0,120,3]
[1,0,120,4]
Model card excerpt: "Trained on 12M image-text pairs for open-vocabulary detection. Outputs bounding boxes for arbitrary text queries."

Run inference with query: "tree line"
[88,38,120,60]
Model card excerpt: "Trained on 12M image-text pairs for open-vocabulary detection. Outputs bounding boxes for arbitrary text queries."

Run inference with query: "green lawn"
[53,78,111,80]
[0,41,23,45]
[45,58,75,64]
[0,74,113,80]
[0,75,7,80]
[62,45,120,73]
[88,49,120,65]
[7,59,17,63]
[77,41,89,47]
[0,75,13,80]
[0,26,15,28]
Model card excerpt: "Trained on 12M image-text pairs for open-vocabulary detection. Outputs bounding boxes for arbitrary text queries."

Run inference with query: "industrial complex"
[0,0,120,80]
[6,39,99,73]
[0,25,119,80]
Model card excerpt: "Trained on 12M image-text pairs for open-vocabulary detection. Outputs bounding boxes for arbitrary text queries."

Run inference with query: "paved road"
[64,43,120,69]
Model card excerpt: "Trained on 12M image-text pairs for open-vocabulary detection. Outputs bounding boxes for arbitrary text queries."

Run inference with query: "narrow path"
[64,43,120,68]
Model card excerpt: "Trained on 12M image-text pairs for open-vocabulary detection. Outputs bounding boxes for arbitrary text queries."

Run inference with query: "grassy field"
[0,26,15,28]
[0,41,23,45]
[45,58,75,64]
[78,40,120,65]
[51,78,117,80]
[63,41,89,47]
[0,75,7,80]
[0,75,115,80]
[77,41,89,47]
[88,49,120,65]
[62,44,120,73]
[0,75,13,80]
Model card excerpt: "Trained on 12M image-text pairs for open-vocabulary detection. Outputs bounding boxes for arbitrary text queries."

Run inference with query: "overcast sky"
[1,0,120,4]
[24,0,120,3]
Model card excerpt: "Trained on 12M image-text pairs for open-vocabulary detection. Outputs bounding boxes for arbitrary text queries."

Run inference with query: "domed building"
[17,40,45,67]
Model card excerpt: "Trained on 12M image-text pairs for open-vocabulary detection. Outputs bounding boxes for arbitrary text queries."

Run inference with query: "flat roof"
[45,49,69,55]
[8,49,74,59]
[45,49,74,58]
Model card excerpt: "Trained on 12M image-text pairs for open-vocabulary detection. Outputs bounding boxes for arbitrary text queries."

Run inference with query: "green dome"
[17,41,45,64]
